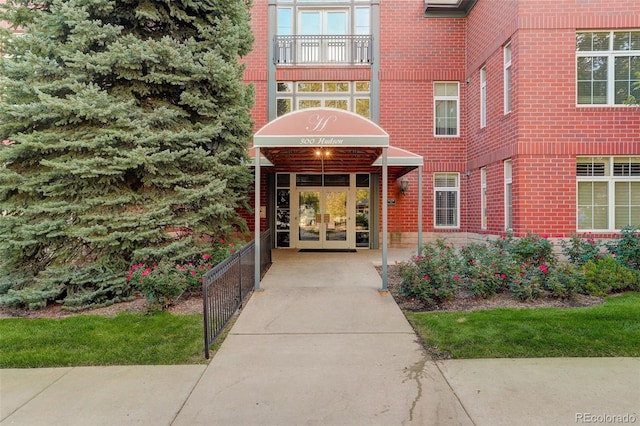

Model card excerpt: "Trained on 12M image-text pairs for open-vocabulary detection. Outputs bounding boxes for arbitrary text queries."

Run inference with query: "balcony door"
[298,10,348,62]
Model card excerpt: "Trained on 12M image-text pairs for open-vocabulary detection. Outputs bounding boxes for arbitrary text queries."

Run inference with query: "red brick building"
[244,0,640,250]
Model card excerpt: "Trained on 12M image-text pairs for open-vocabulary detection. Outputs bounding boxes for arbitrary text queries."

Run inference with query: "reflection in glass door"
[324,190,347,245]
[299,191,320,242]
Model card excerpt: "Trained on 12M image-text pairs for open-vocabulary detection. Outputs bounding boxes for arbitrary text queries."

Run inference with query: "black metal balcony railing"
[274,35,373,65]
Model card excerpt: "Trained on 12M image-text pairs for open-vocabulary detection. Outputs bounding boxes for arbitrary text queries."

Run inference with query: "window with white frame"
[480,67,487,128]
[481,167,487,229]
[434,173,460,228]
[503,43,512,114]
[577,157,640,231]
[276,81,370,118]
[434,82,459,137]
[504,160,513,230]
[576,31,640,105]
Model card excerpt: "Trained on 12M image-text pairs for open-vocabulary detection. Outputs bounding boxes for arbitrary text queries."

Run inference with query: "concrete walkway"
[2,249,639,425]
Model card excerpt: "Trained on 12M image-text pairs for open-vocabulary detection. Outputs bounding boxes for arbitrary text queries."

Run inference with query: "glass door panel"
[299,191,320,242]
[325,190,347,243]
[326,11,347,35]
[355,188,370,247]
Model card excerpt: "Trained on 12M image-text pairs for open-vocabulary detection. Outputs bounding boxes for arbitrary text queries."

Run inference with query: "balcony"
[274,35,373,66]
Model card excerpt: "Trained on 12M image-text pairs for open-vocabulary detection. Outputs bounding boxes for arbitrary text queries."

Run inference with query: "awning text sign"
[254,108,390,148]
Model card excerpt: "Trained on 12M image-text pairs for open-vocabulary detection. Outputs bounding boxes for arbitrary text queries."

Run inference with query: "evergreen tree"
[0,0,255,309]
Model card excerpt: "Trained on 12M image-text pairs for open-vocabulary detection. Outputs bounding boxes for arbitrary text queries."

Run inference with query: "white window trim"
[576,30,640,107]
[481,167,487,230]
[503,43,512,114]
[576,156,640,232]
[504,160,513,231]
[433,172,461,229]
[480,67,487,128]
[433,81,460,138]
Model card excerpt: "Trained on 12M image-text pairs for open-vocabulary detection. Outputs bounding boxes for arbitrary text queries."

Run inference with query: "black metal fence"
[202,229,272,359]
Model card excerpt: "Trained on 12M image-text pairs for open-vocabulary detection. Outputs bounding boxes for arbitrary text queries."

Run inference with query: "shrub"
[604,226,640,270]
[127,241,237,310]
[544,263,585,299]
[128,261,187,310]
[459,242,516,298]
[505,233,556,267]
[582,256,638,296]
[560,234,603,266]
[509,265,544,301]
[398,240,462,306]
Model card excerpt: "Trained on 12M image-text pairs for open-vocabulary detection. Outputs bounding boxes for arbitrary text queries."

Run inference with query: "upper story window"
[275,0,372,65]
[576,31,640,105]
[276,81,370,118]
[434,82,459,137]
[503,43,512,114]
[480,66,487,128]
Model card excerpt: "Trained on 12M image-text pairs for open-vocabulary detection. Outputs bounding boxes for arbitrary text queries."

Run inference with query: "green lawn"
[0,312,206,368]
[406,292,640,359]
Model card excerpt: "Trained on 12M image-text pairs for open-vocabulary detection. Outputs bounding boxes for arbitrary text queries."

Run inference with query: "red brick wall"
[243,0,269,132]
[379,2,467,233]
[465,0,640,237]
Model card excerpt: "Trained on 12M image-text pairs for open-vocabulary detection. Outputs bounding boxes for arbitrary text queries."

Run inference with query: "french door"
[298,10,348,63]
[297,188,350,249]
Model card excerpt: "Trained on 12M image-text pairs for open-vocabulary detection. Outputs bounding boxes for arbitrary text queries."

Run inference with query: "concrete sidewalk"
[2,249,639,425]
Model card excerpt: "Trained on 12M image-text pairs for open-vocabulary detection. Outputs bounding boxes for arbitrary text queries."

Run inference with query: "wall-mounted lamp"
[465,170,471,178]
[399,176,410,195]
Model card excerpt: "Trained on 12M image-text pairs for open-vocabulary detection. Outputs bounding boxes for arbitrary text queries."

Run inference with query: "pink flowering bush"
[126,240,238,309]
[544,263,585,299]
[400,231,639,307]
[460,242,518,298]
[397,239,462,306]
[560,233,603,266]
[127,261,187,309]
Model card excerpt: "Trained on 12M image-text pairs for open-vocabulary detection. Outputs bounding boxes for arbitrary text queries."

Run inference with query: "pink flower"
[199,265,205,270]
[191,270,198,276]
[453,275,460,281]
[230,243,235,247]
[500,274,506,279]
[423,275,429,280]
[202,254,210,260]
[126,276,131,281]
